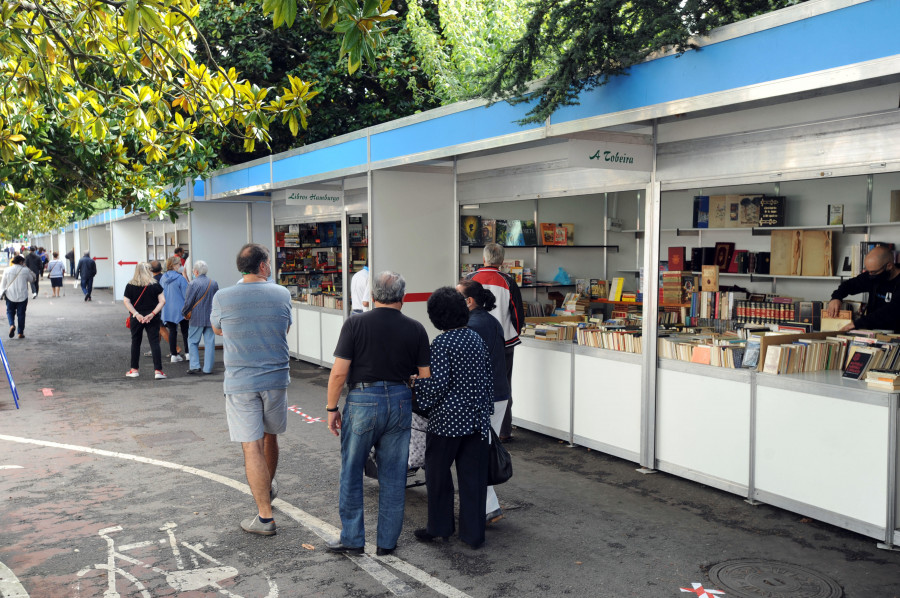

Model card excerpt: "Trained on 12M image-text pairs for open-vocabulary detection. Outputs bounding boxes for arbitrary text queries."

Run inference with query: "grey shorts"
[225,388,288,442]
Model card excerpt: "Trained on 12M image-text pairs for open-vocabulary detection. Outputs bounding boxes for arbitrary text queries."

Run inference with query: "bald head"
[864,246,894,275]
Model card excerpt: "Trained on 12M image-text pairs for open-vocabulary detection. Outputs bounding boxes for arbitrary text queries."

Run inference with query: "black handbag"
[487,428,513,485]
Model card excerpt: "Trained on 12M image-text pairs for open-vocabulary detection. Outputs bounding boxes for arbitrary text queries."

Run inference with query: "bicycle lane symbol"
[74,523,277,598]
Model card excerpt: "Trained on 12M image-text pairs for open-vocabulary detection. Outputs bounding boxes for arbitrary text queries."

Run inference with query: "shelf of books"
[275,221,343,310]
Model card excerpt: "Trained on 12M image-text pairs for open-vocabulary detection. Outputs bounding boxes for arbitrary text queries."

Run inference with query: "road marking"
[0,466,23,470]
[0,560,29,597]
[0,434,472,598]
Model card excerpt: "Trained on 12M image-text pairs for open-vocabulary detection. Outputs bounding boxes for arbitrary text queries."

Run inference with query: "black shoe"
[413,528,448,543]
[376,547,395,556]
[187,369,202,375]
[8,325,13,339]
[325,540,363,555]
[499,436,514,443]
[201,370,214,375]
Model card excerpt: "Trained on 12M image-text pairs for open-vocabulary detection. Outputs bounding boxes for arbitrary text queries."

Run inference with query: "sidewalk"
[0,288,898,597]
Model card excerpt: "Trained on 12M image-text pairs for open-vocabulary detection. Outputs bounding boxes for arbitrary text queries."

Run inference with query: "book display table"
[290,302,343,367]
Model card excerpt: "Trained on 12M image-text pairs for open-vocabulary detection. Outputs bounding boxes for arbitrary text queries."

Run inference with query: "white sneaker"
[170,354,184,363]
[32,293,37,299]
[155,370,167,379]
[184,352,190,360]
[125,369,140,378]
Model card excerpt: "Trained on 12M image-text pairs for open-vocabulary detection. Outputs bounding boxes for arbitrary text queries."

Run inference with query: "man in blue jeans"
[325,271,431,556]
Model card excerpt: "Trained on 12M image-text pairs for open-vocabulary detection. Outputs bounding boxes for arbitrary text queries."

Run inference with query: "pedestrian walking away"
[122,263,166,379]
[24,246,41,299]
[467,243,524,441]
[0,255,36,339]
[46,252,66,297]
[325,270,431,556]
[211,243,292,536]
[413,287,494,550]
[457,278,511,525]
[65,248,75,277]
[182,260,219,375]
[160,256,189,363]
[75,251,97,301]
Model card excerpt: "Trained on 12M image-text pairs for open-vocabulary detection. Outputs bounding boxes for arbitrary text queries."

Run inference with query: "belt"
[349,380,407,391]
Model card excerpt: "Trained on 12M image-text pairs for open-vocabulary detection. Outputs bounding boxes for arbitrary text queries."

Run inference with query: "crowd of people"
[2,238,526,553]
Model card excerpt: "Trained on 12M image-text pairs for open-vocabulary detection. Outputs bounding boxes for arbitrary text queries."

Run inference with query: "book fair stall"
[46,0,900,550]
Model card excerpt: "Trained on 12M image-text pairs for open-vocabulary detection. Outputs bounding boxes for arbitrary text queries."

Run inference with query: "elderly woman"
[413,286,493,550]
[123,262,166,379]
[160,256,189,362]
[0,255,36,339]
[457,278,512,525]
[182,260,219,375]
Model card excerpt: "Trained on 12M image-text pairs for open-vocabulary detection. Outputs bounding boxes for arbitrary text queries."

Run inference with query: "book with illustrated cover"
[481,219,496,244]
[738,195,763,226]
[713,242,735,270]
[505,220,524,246]
[495,220,509,245]
[692,196,709,228]
[559,223,575,246]
[709,195,728,228]
[759,196,786,227]
[460,216,482,245]
[827,204,843,225]
[590,279,608,300]
[521,220,538,246]
[843,350,874,379]
[553,226,568,246]
[540,223,557,245]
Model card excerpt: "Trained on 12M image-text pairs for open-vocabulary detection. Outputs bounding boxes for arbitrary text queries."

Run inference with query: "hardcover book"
[800,230,833,276]
[709,195,728,228]
[495,220,509,246]
[713,242,736,270]
[522,220,538,246]
[770,229,802,275]
[481,219,496,244]
[759,196,786,227]
[738,194,763,226]
[668,246,686,271]
[560,223,575,246]
[692,196,710,228]
[590,279,608,299]
[827,204,843,225]
[701,265,719,292]
[505,220,524,246]
[460,216,482,246]
[540,223,557,246]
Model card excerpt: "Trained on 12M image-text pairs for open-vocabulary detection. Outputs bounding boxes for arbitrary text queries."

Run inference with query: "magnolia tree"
[0,0,396,234]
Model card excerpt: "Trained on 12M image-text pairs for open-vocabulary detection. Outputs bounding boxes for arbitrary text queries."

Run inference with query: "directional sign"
[118,260,138,266]
[94,257,108,260]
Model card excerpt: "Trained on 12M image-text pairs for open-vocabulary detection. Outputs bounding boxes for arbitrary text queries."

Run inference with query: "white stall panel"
[251,202,273,247]
[371,170,454,338]
[656,368,751,493]
[573,353,641,461]
[111,219,147,300]
[287,304,300,357]
[511,343,571,441]
[756,386,889,529]
[320,312,344,367]
[296,307,321,362]
[190,202,251,289]
[88,227,113,288]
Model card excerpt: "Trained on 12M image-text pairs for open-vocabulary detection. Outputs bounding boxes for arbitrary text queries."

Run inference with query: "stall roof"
[180,0,898,200]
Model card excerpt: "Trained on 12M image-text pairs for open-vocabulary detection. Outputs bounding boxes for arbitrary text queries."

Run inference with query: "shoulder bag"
[184,280,212,320]
[487,428,513,485]
[126,286,149,328]
[1,266,24,301]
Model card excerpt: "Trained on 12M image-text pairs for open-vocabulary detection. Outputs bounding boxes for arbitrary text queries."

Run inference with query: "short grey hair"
[83,250,91,257]
[193,260,208,275]
[372,271,406,304]
[483,243,504,266]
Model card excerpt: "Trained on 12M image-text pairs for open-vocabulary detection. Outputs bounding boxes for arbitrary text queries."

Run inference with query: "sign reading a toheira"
[274,188,344,206]
[568,139,652,172]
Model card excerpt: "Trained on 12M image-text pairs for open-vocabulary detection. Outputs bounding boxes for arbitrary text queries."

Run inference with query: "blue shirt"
[160,270,188,324]
[182,274,220,328]
[414,328,493,440]
[210,281,293,394]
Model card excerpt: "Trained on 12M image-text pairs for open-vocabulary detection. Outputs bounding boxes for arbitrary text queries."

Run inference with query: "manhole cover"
[709,560,842,598]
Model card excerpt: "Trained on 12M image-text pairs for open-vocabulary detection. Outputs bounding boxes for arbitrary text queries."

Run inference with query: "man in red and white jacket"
[467,243,524,442]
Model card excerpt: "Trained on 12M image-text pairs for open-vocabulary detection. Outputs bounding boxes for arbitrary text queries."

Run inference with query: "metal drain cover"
[708,559,842,598]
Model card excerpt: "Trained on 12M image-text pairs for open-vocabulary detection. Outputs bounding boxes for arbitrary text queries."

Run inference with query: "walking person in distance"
[46,252,66,298]
[75,251,97,301]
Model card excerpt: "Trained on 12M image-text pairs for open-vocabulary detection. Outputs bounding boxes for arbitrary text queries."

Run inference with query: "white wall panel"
[251,202,273,247]
[573,353,641,459]
[511,343,571,440]
[320,312,344,366]
[111,219,147,300]
[297,308,321,362]
[190,202,251,288]
[372,170,455,336]
[88,227,113,288]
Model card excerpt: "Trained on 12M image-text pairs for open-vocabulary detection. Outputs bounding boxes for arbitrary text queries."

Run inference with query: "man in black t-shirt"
[324,271,431,556]
[827,245,900,332]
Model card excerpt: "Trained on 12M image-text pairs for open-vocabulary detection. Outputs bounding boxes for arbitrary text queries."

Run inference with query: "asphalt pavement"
[0,280,898,598]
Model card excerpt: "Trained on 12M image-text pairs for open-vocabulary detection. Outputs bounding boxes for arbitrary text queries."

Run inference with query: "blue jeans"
[81,277,93,298]
[339,383,412,549]
[5,299,26,334]
[188,325,216,372]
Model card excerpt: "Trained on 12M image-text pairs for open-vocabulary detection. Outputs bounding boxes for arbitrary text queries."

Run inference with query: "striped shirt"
[210,281,293,394]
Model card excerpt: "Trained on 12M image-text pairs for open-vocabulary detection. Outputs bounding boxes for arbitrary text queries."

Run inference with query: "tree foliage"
[0,0,398,228]
[406,0,545,104]
[482,0,809,123]
[194,0,439,164]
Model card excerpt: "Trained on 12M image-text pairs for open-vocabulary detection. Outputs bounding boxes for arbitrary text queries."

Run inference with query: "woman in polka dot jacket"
[414,286,494,549]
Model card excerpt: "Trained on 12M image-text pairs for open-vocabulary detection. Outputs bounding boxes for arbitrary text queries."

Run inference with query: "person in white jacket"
[0,255,37,339]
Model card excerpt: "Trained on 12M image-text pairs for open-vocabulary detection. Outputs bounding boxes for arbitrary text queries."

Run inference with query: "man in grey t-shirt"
[211,243,292,536]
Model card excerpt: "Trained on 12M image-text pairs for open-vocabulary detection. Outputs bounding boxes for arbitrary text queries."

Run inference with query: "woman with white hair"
[182,260,220,374]
[123,262,166,379]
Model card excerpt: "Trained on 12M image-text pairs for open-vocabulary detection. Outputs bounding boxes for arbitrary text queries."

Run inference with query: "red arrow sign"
[94,257,108,260]
[118,260,138,266]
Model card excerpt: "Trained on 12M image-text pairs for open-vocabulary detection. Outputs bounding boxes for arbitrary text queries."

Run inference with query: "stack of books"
[864,369,900,390]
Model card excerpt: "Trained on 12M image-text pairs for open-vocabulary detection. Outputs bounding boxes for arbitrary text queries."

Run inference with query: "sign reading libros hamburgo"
[273,188,344,206]
[568,139,652,172]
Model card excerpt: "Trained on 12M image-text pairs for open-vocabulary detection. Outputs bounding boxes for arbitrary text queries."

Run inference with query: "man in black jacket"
[23,247,42,299]
[75,251,98,302]
[826,245,900,332]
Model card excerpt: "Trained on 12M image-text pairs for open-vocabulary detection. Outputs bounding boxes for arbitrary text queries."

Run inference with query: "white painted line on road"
[0,434,472,598]
[0,560,29,597]
[0,466,23,470]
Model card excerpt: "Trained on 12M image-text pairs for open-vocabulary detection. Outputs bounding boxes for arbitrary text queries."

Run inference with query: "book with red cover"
[668,246,686,271]
[728,249,748,273]
[714,242,736,270]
